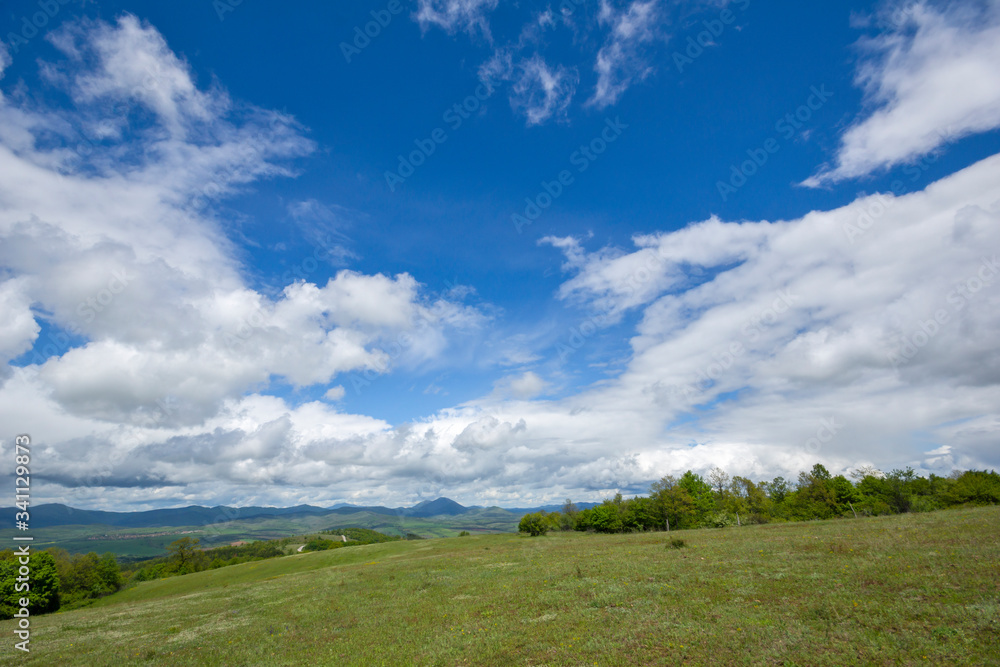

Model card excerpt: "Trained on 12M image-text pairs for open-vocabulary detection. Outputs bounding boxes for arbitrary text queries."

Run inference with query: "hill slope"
[2,506,997,665]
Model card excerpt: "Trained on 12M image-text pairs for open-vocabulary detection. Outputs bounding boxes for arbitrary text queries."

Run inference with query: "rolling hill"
[2,506,996,665]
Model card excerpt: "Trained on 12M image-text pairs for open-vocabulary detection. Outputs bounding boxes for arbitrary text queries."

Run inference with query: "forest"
[519,465,1000,535]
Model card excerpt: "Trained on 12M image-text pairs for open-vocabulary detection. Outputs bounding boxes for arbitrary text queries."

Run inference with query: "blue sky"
[1,0,999,509]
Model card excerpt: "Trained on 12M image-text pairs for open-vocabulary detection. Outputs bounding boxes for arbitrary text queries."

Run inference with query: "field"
[2,507,998,666]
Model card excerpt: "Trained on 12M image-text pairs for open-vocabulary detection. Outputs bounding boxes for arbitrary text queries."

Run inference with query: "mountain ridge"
[3,497,601,529]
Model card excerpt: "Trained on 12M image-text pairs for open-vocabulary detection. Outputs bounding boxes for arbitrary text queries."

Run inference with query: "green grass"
[2,507,998,666]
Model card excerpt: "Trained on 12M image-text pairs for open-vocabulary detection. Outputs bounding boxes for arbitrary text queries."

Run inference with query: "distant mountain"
[407,497,468,517]
[6,503,333,529]
[321,497,469,518]
[4,497,598,529]
[502,502,602,515]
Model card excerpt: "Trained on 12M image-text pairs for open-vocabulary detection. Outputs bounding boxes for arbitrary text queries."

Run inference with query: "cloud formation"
[0,17,488,505]
[507,55,579,126]
[435,0,674,125]
[414,0,499,39]
[3,12,999,512]
[589,0,661,108]
[806,0,1000,185]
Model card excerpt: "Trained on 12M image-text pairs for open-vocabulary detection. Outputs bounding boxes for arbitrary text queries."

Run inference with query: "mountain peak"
[408,497,467,517]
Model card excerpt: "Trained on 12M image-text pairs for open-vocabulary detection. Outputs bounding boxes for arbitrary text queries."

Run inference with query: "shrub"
[667,538,686,549]
[458,531,470,537]
[519,512,550,536]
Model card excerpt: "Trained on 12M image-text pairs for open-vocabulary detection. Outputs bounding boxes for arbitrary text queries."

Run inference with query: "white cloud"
[5,15,999,511]
[589,0,661,108]
[414,0,499,39]
[0,17,486,433]
[0,278,38,365]
[21,152,999,509]
[806,0,1000,185]
[48,15,221,137]
[479,48,578,127]
[286,199,356,267]
[323,385,346,401]
[493,371,550,399]
[0,42,9,78]
[509,55,578,126]
[536,152,1000,489]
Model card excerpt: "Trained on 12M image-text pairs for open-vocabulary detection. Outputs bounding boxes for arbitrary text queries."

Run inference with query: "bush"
[519,512,550,536]
[704,511,736,528]
[667,537,686,549]
[458,531,470,537]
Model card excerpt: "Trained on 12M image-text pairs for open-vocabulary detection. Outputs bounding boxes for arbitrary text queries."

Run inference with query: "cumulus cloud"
[539,153,1000,488]
[0,278,39,365]
[0,20,485,432]
[18,153,999,509]
[806,0,1000,185]
[492,371,550,399]
[4,14,999,511]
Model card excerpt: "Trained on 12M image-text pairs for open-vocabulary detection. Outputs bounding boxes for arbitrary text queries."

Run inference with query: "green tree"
[95,553,122,595]
[830,475,861,515]
[0,550,60,619]
[587,503,624,533]
[708,467,731,501]
[518,512,550,536]
[166,537,202,574]
[729,476,771,522]
[621,496,658,531]
[650,476,697,530]
[944,470,1000,506]
[558,499,579,530]
[764,477,789,503]
[788,464,837,519]
[678,470,716,520]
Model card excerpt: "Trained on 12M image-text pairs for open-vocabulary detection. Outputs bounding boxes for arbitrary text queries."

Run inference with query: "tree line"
[519,465,1000,535]
[304,526,411,552]
[129,537,285,582]
[0,549,123,619]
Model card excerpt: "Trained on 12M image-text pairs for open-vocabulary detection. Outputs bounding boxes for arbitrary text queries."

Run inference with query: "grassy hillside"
[2,507,997,665]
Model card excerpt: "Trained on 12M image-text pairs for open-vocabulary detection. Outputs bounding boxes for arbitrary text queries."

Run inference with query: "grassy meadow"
[2,506,997,666]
